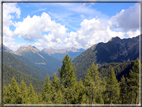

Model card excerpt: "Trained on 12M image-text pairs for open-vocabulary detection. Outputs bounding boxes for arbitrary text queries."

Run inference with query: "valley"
[1,35,141,104]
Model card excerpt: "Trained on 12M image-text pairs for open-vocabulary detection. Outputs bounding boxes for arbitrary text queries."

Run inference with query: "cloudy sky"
[3,2,140,51]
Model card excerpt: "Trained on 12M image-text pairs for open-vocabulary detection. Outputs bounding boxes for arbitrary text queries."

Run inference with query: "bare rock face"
[15,45,40,55]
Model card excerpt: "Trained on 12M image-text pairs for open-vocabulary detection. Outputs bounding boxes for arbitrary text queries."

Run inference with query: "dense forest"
[2,54,140,104]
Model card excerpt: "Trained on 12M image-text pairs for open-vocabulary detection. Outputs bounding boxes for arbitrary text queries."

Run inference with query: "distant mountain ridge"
[14,45,62,74]
[0,44,13,53]
[41,47,80,55]
[72,35,139,80]
[41,47,85,61]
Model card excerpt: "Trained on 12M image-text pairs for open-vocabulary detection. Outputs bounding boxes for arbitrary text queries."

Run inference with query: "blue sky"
[3,2,140,51]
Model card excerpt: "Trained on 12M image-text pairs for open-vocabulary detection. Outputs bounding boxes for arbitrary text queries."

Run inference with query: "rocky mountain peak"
[15,45,39,55]
[108,36,121,42]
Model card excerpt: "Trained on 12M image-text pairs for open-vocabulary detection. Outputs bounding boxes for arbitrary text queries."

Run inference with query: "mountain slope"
[0,44,13,53]
[98,60,135,81]
[3,51,46,81]
[15,45,62,74]
[3,64,44,92]
[14,54,52,77]
[72,36,139,79]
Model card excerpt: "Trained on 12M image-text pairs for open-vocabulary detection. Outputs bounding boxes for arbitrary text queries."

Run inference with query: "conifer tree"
[73,79,86,104]
[20,80,27,104]
[119,75,128,104]
[3,85,7,104]
[105,68,120,104]
[84,69,91,104]
[51,73,64,104]
[27,83,35,104]
[5,84,12,104]
[58,54,77,104]
[127,58,139,104]
[38,93,43,104]
[9,77,21,104]
[84,63,102,104]
[42,75,52,104]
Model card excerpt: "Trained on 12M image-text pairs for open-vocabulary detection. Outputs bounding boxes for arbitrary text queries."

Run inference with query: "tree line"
[3,55,139,104]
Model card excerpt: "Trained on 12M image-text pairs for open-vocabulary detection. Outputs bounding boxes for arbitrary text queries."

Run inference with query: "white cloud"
[3,3,20,26]
[126,30,140,38]
[2,3,21,51]
[14,12,67,42]
[109,3,140,31]
[33,17,125,50]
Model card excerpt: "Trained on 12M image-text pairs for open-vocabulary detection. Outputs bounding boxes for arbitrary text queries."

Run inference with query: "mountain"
[41,47,78,55]
[72,35,139,80]
[3,51,46,81]
[98,60,135,81]
[3,64,44,92]
[41,47,85,61]
[0,44,13,53]
[14,54,52,77]
[15,45,62,74]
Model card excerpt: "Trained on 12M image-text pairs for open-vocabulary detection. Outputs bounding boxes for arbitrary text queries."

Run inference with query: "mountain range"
[1,35,140,89]
[41,47,85,61]
[72,35,139,80]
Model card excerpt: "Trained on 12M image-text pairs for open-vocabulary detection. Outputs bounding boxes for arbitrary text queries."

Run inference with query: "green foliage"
[3,64,44,92]
[51,73,64,104]
[42,75,52,104]
[72,79,86,104]
[20,80,28,104]
[72,36,139,80]
[98,61,135,81]
[127,58,139,104]
[27,83,35,104]
[2,53,140,105]
[58,54,77,104]
[84,63,103,104]
[119,75,128,104]
[3,51,45,81]
[105,68,120,104]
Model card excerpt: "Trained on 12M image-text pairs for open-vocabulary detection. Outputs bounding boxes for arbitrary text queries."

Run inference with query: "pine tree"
[73,79,86,104]
[27,83,35,104]
[84,69,91,104]
[84,63,102,104]
[20,80,27,104]
[127,58,139,104]
[119,75,128,104]
[51,73,64,104]
[5,84,12,104]
[58,54,77,104]
[10,77,22,104]
[105,68,120,104]
[42,75,52,104]
[3,85,7,104]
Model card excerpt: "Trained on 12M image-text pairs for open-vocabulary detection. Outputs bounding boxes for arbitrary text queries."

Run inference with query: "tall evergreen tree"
[20,80,27,104]
[84,63,102,104]
[5,84,12,104]
[42,75,52,104]
[3,85,7,104]
[105,68,120,104]
[127,58,139,104]
[58,54,77,104]
[51,73,64,104]
[9,77,21,104]
[119,75,128,104]
[73,79,86,104]
[27,83,35,104]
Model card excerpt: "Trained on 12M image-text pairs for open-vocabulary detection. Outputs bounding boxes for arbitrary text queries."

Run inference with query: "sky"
[2,1,141,51]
